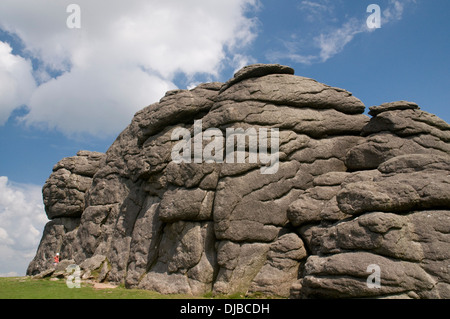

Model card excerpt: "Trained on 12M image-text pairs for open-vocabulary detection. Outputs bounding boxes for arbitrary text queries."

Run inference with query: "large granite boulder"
[27,64,450,299]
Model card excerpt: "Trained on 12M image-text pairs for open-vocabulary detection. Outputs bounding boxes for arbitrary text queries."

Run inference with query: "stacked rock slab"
[290,101,450,298]
[27,64,450,299]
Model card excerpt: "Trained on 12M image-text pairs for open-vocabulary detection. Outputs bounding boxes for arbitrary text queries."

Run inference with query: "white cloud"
[383,0,416,24]
[272,0,416,64]
[0,176,47,276]
[316,18,365,62]
[298,0,333,23]
[314,0,416,62]
[0,0,259,137]
[22,64,176,137]
[0,41,36,125]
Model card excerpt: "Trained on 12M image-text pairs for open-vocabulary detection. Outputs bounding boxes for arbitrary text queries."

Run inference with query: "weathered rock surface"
[27,64,450,299]
[43,150,106,219]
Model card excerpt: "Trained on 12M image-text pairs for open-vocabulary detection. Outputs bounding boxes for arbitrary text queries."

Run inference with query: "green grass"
[0,277,284,299]
[0,276,200,299]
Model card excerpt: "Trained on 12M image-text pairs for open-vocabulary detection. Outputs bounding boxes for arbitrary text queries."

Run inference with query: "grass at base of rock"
[0,277,200,299]
[0,277,283,299]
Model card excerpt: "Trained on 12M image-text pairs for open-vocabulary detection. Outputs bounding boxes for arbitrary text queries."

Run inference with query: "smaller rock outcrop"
[290,101,450,299]
[27,151,105,274]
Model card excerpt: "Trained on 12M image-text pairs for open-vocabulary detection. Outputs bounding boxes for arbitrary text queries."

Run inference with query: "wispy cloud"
[316,17,364,62]
[270,0,417,64]
[383,0,416,23]
[297,0,334,23]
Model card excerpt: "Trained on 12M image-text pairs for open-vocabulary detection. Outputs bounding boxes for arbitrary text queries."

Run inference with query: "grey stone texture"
[28,64,450,299]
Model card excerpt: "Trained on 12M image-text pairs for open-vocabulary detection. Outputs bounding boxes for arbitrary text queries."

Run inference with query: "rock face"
[27,64,450,299]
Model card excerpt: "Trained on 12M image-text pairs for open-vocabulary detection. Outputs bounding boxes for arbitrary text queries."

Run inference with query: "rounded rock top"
[220,63,295,93]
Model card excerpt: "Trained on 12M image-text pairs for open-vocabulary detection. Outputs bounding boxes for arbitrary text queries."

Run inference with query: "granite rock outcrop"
[27,64,450,298]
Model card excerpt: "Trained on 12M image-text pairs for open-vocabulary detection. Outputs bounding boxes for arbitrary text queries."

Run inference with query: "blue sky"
[0,0,449,275]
